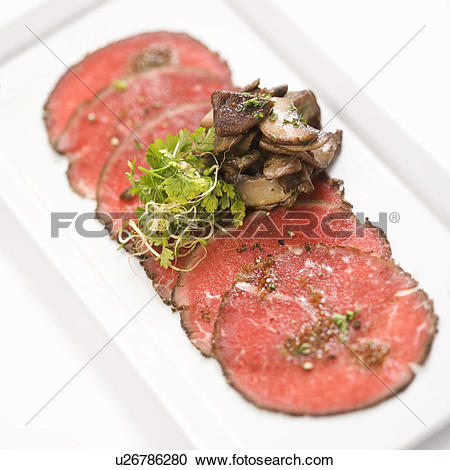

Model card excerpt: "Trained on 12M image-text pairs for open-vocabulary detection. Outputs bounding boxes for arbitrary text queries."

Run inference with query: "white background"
[0,0,449,449]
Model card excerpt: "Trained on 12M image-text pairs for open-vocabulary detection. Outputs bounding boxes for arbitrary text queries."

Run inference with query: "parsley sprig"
[124,127,246,269]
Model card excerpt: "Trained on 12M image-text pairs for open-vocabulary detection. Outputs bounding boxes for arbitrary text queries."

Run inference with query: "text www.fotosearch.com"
[115,452,333,467]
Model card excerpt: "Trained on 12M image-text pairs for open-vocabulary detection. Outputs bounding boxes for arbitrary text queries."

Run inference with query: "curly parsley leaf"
[126,127,246,269]
[159,243,175,269]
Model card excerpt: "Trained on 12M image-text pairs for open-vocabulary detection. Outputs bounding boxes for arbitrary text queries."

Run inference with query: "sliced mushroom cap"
[226,149,262,171]
[286,90,321,129]
[213,134,243,155]
[236,175,292,207]
[212,90,274,137]
[230,129,258,155]
[268,84,288,97]
[259,132,332,155]
[259,97,318,145]
[213,129,258,156]
[200,108,214,128]
[241,78,260,92]
[298,164,315,193]
[279,164,314,194]
[259,137,303,155]
[279,192,299,208]
[263,155,302,180]
[300,130,342,169]
[221,163,240,184]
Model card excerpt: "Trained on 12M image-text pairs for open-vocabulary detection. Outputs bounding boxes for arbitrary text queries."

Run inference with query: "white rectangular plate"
[1,0,449,449]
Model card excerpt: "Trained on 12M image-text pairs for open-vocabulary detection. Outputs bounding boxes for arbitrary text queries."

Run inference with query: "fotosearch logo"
[50,210,399,240]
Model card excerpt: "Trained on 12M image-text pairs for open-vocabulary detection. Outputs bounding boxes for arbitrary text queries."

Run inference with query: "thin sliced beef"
[45,32,231,146]
[96,102,211,303]
[58,67,228,198]
[173,178,391,356]
[214,245,436,415]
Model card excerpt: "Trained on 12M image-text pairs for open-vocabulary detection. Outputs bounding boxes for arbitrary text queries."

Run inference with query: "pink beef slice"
[96,102,211,303]
[58,67,229,198]
[45,32,231,146]
[173,179,391,356]
[57,66,229,198]
[214,244,436,415]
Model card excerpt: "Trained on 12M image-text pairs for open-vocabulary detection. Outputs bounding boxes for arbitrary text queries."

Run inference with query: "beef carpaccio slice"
[214,245,436,415]
[96,102,211,302]
[45,32,231,146]
[57,66,229,198]
[173,178,391,356]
